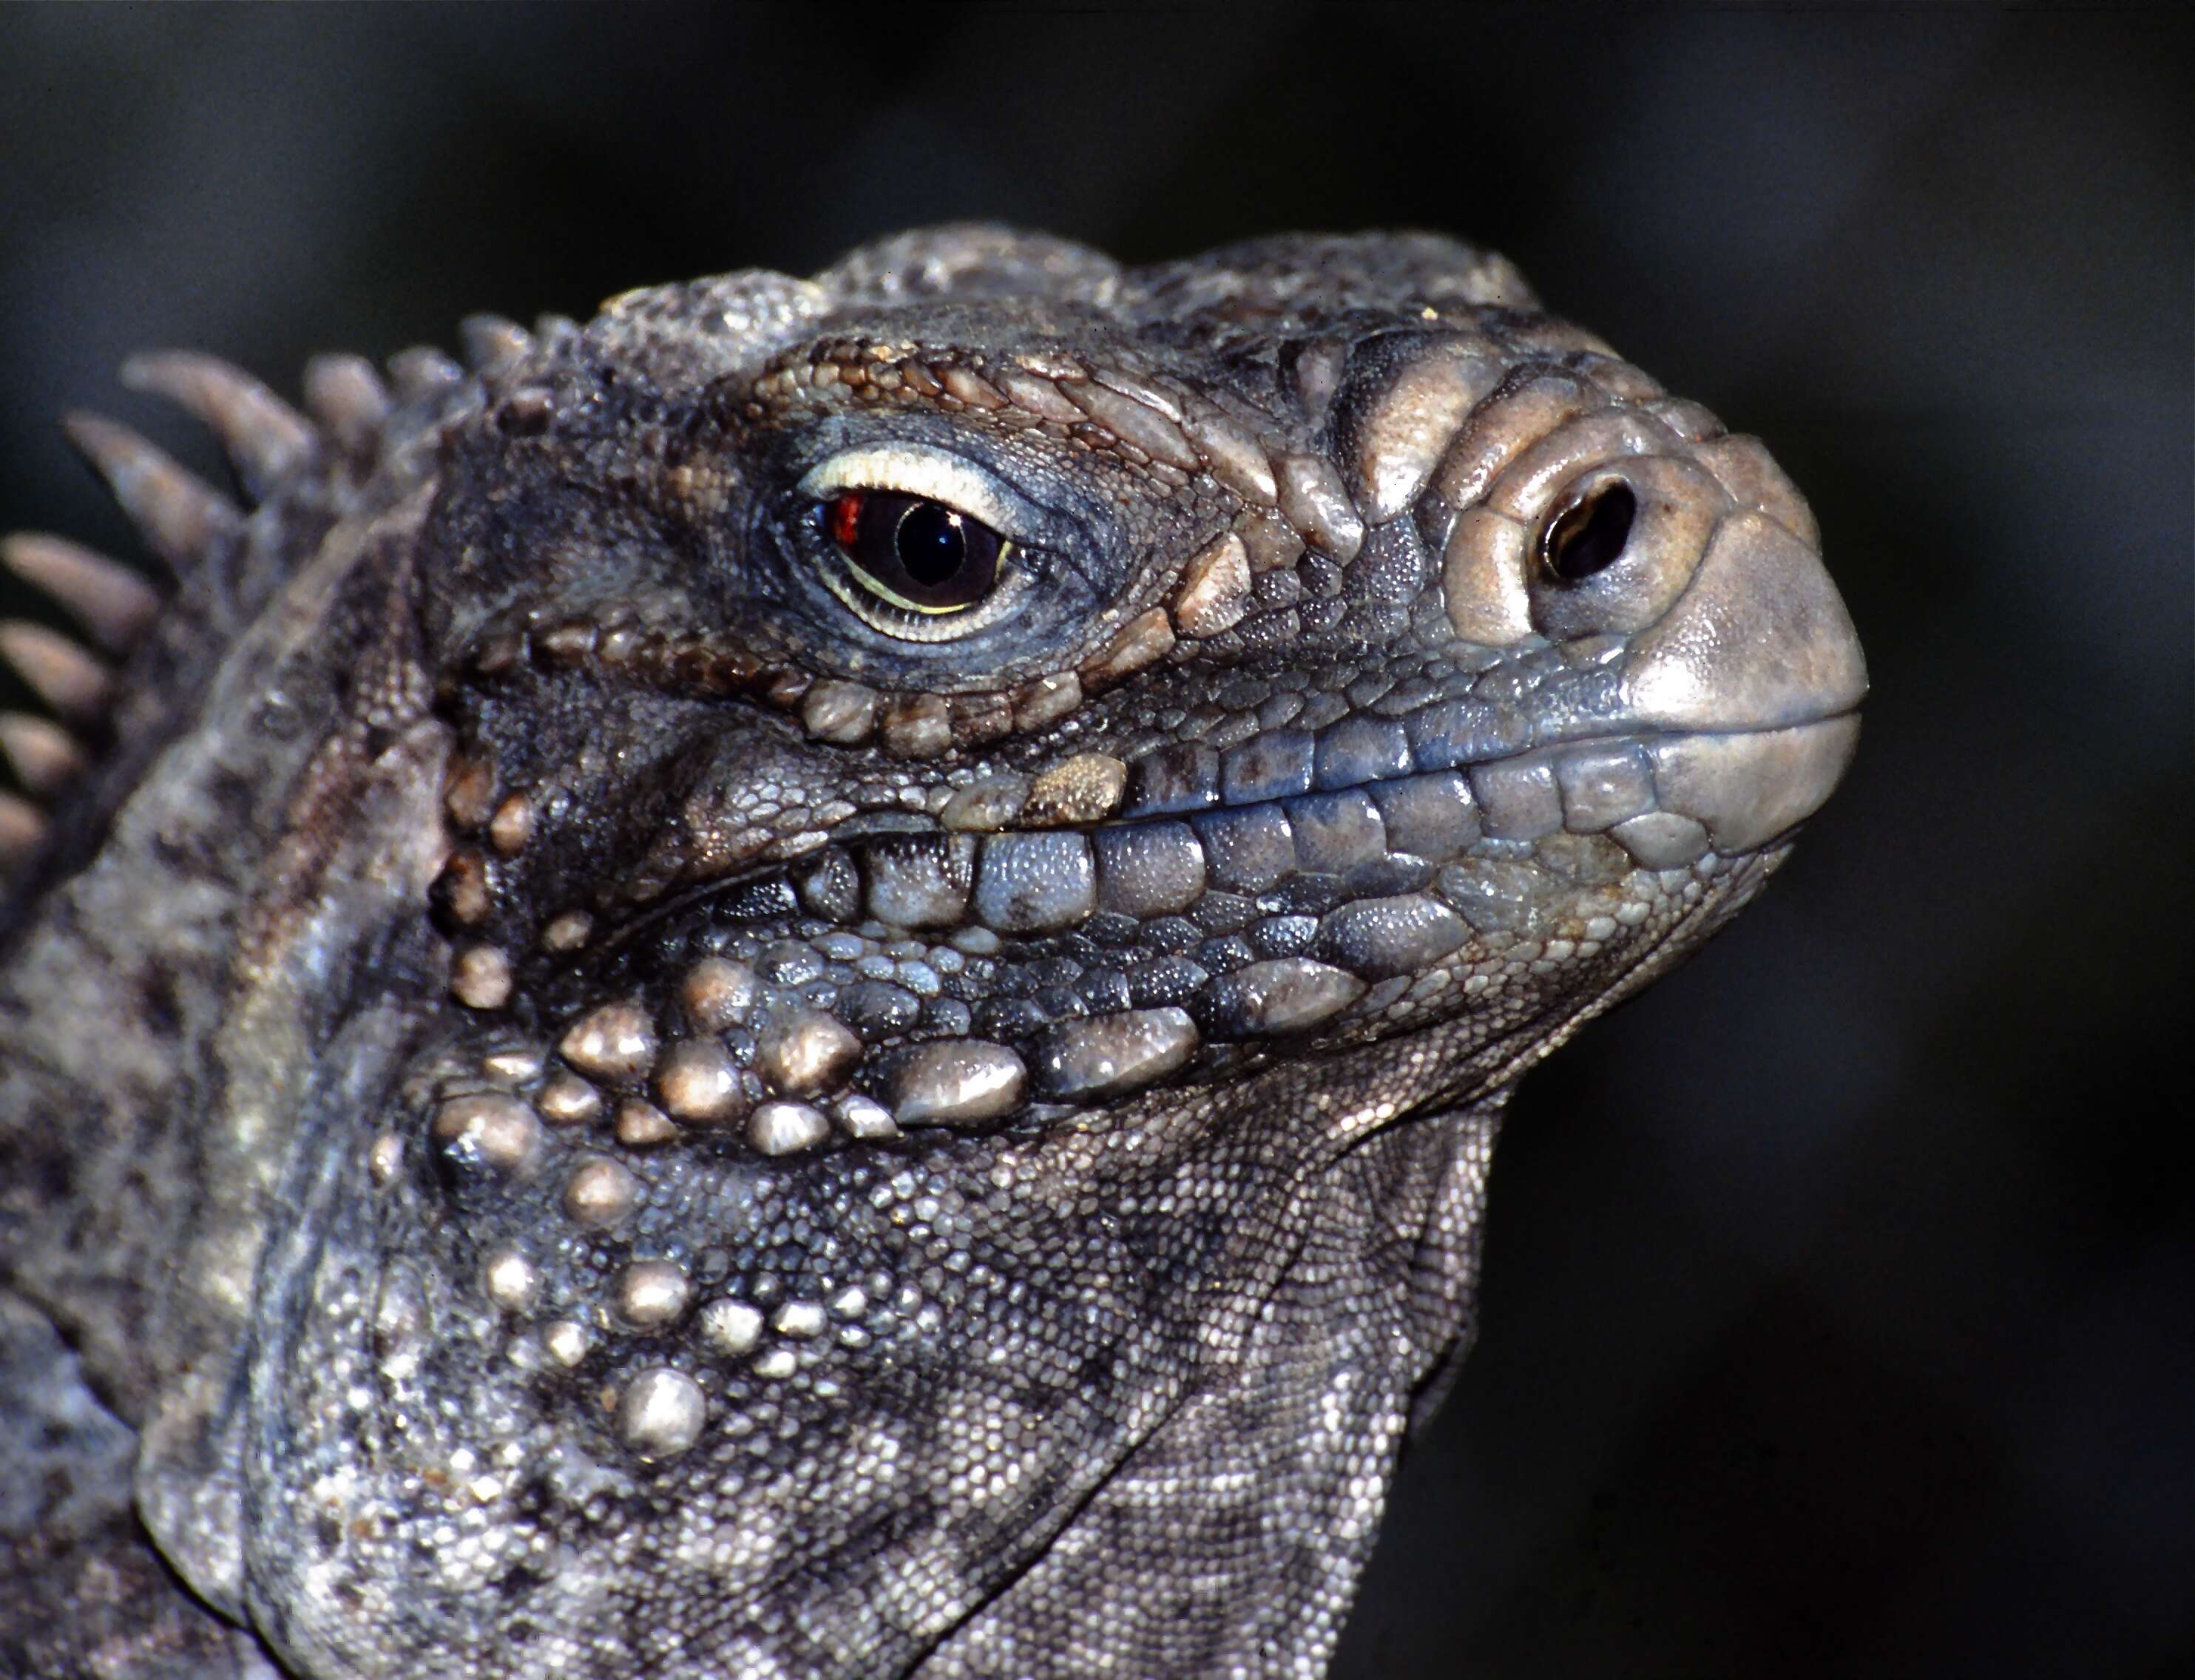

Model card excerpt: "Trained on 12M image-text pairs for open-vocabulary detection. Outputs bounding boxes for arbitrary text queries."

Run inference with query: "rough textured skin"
[0,227,1863,1679]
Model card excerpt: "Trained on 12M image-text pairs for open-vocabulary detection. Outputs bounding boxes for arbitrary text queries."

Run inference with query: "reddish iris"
[829,492,866,552]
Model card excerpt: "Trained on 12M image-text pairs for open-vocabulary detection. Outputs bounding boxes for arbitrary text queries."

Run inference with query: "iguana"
[0,227,1864,1679]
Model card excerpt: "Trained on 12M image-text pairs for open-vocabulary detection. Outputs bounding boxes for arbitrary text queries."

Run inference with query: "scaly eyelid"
[797,444,1029,542]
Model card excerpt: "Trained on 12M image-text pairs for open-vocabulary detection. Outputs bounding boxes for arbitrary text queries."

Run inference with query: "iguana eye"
[796,443,1041,643]
[824,490,1007,614]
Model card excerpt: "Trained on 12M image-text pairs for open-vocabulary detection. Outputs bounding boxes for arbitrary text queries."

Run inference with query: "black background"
[1,7,2188,1676]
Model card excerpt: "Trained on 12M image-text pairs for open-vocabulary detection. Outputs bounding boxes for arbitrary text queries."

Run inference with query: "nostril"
[1540,480,1637,582]
[1520,457,1718,640]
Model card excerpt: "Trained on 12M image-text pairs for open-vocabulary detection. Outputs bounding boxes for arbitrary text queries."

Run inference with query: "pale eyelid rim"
[816,560,1033,643]
[797,444,1032,541]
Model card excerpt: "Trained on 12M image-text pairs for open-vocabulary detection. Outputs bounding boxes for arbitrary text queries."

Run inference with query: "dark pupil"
[894,500,966,586]
[1543,481,1637,582]
[830,490,1002,612]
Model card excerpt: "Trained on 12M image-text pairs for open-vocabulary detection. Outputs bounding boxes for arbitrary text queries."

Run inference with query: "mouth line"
[591,709,1859,967]
[817,702,1866,838]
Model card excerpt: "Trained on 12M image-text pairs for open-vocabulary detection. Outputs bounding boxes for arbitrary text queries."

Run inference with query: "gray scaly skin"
[0,227,1864,1679]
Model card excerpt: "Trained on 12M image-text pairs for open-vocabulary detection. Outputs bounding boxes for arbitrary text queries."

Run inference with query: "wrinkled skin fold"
[0,227,1863,1679]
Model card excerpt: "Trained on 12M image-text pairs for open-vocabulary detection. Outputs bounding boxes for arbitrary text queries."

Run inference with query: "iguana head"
[0,228,1862,1676]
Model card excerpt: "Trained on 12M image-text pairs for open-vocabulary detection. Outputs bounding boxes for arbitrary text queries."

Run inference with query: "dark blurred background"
[1,6,2187,1676]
